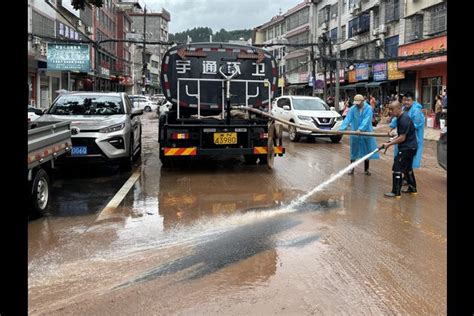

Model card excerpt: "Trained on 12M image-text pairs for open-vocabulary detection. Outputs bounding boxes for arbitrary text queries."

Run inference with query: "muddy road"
[28,113,447,315]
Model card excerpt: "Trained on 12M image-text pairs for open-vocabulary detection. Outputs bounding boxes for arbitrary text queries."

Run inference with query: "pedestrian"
[434,95,443,129]
[370,94,376,110]
[339,94,380,175]
[442,89,447,109]
[381,101,419,198]
[388,91,425,169]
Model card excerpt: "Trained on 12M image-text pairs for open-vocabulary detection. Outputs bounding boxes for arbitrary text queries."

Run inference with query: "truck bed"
[28,121,72,169]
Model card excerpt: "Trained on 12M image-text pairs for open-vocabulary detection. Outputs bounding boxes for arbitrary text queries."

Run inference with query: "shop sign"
[299,72,308,83]
[47,44,90,72]
[278,77,285,87]
[348,70,357,83]
[355,63,369,81]
[387,61,405,80]
[373,63,387,81]
[100,66,110,76]
[398,35,447,69]
[325,69,345,83]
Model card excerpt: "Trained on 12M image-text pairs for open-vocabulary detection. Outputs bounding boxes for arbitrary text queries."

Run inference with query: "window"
[341,25,346,40]
[385,0,400,23]
[318,6,330,26]
[48,95,125,115]
[288,7,310,31]
[330,4,338,20]
[405,14,423,42]
[421,77,442,110]
[429,2,446,34]
[330,27,338,44]
[348,12,369,37]
[292,98,329,111]
[277,98,290,108]
[287,32,309,52]
[384,35,399,57]
[342,0,347,14]
[32,10,55,38]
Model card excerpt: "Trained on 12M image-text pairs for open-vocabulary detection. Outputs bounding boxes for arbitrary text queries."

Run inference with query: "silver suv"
[36,92,143,170]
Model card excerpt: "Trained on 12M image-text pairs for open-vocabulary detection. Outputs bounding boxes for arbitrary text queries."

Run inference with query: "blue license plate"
[71,146,87,156]
[320,126,331,130]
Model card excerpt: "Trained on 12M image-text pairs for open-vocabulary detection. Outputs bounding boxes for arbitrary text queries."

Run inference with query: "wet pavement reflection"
[28,113,447,315]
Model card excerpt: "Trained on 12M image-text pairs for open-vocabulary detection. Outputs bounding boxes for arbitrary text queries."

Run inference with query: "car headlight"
[336,116,343,121]
[99,122,125,133]
[297,115,312,121]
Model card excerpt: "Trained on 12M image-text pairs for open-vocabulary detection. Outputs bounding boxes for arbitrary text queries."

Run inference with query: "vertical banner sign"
[373,63,387,81]
[47,44,91,72]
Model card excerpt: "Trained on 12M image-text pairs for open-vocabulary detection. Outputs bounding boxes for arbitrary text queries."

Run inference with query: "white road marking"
[95,170,141,221]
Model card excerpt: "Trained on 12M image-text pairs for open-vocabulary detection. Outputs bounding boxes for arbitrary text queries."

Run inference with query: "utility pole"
[311,45,316,97]
[141,5,147,95]
[335,0,342,112]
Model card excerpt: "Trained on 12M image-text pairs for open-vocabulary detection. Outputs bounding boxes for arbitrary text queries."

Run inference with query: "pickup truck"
[28,121,72,215]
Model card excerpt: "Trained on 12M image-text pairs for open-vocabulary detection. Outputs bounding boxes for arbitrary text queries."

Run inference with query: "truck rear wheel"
[31,168,50,215]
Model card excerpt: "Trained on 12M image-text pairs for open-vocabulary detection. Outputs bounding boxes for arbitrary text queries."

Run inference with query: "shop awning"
[341,83,366,89]
[366,81,389,87]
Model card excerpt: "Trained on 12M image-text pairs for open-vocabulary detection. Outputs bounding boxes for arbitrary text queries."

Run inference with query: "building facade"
[253,0,446,112]
[129,8,171,94]
[28,0,94,108]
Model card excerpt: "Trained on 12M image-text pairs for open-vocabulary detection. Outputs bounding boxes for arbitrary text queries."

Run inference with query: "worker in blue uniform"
[339,94,380,175]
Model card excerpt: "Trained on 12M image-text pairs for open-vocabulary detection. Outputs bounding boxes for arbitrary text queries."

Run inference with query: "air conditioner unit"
[321,22,328,30]
[33,37,41,46]
[77,20,82,27]
[375,39,382,47]
[372,29,379,36]
[332,13,337,19]
[378,24,386,34]
[86,26,93,34]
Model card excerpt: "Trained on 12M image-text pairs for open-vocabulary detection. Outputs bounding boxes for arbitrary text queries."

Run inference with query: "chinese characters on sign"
[355,63,369,81]
[373,63,387,81]
[252,63,265,76]
[176,60,191,74]
[47,44,90,72]
[202,61,217,74]
[175,60,264,77]
[387,61,405,80]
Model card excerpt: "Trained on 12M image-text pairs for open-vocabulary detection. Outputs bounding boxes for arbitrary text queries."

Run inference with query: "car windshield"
[48,95,124,115]
[292,98,329,111]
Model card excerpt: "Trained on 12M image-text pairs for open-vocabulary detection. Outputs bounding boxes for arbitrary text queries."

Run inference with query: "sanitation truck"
[158,42,284,167]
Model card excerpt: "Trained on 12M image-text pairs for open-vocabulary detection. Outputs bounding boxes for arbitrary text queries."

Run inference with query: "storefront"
[398,35,447,111]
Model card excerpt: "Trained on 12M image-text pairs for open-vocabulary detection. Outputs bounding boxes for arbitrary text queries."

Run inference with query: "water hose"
[232,106,388,138]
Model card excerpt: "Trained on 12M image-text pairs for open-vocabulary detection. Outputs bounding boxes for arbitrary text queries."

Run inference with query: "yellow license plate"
[213,132,237,145]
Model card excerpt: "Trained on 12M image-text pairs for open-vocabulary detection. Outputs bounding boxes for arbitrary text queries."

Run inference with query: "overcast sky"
[143,0,302,34]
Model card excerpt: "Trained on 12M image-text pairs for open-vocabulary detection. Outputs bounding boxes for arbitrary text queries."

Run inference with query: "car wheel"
[330,135,343,143]
[133,131,142,161]
[288,125,300,142]
[31,168,50,216]
[120,138,134,171]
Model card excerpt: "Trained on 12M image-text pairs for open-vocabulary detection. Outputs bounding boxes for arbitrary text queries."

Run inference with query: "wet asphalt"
[28,113,447,315]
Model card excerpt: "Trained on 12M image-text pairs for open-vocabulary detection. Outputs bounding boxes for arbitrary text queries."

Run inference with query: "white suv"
[129,95,158,112]
[271,96,343,143]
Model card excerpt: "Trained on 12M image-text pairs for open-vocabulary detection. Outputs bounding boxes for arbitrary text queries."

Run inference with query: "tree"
[71,0,103,10]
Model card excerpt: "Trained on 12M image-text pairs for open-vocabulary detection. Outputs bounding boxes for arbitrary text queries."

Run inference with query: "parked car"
[28,106,43,122]
[35,92,143,171]
[271,95,344,143]
[158,100,172,115]
[437,126,447,171]
[129,95,158,112]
